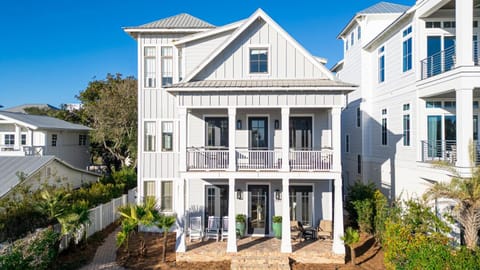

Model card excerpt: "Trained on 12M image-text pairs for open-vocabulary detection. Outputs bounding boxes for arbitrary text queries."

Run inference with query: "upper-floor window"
[162,121,173,152]
[403,104,410,146]
[205,117,228,148]
[345,134,350,153]
[249,48,268,73]
[78,134,87,146]
[378,46,385,83]
[425,21,441,28]
[382,109,388,146]
[426,101,442,108]
[351,32,354,46]
[402,26,413,72]
[4,134,14,146]
[144,121,156,152]
[161,47,173,86]
[51,134,57,147]
[356,107,361,127]
[21,134,26,145]
[357,26,361,40]
[178,48,183,81]
[144,47,156,88]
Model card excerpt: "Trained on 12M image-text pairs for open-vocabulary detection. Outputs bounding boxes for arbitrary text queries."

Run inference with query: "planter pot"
[273,222,282,239]
[236,222,246,238]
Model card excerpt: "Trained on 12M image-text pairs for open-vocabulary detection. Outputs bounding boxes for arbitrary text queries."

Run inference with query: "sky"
[0,0,414,109]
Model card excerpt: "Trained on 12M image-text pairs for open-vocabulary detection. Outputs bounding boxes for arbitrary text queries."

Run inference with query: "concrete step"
[231,255,290,270]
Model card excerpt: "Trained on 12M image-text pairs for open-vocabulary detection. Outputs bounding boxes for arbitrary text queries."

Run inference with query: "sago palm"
[342,227,360,265]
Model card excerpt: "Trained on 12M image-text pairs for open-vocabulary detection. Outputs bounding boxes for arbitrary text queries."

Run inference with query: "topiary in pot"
[235,214,246,238]
[272,216,282,239]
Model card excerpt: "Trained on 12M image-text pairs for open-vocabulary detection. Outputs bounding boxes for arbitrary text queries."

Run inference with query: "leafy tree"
[77,74,137,169]
[23,106,83,124]
[342,227,360,265]
[155,214,176,262]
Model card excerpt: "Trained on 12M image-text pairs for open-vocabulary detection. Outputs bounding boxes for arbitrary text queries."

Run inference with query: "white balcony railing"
[187,148,229,170]
[23,146,45,156]
[236,149,282,170]
[289,150,333,171]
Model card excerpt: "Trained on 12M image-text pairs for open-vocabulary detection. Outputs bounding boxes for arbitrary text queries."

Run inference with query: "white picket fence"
[59,188,137,251]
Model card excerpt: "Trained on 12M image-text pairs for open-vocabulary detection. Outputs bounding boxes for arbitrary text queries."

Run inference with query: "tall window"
[161,181,173,211]
[249,48,268,73]
[178,48,183,81]
[378,46,385,83]
[51,134,57,147]
[161,47,173,86]
[403,115,410,146]
[4,134,14,145]
[357,155,362,174]
[351,32,354,46]
[162,121,173,152]
[78,134,87,146]
[382,109,388,146]
[290,117,313,150]
[144,181,156,202]
[144,121,156,152]
[356,107,361,127]
[403,26,413,72]
[21,134,26,145]
[357,26,361,40]
[205,117,228,148]
[144,47,156,88]
[345,134,350,153]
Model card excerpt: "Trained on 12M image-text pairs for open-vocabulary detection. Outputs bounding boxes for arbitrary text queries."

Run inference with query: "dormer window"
[249,48,268,73]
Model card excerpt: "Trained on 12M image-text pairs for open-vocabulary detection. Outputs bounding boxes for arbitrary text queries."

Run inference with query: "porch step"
[231,254,290,270]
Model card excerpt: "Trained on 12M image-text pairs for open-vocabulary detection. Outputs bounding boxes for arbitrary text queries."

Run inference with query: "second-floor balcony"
[0,145,44,157]
[421,41,479,80]
[421,140,480,165]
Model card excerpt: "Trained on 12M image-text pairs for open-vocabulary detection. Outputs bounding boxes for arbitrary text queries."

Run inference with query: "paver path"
[80,227,126,270]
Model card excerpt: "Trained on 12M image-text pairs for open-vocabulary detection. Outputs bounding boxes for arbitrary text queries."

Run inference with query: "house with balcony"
[334,0,480,200]
[124,9,355,256]
[0,111,91,169]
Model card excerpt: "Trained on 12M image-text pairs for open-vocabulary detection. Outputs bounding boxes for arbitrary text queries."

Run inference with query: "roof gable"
[134,13,214,29]
[183,9,334,82]
[0,111,90,131]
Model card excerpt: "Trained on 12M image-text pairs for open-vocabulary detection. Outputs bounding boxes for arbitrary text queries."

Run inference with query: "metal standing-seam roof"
[0,111,91,131]
[133,13,215,29]
[166,79,356,90]
[358,2,410,14]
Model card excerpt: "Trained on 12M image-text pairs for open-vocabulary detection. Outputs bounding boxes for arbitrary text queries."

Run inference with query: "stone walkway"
[80,228,125,270]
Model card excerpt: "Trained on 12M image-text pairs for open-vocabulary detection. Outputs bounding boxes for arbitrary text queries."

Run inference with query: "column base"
[332,241,345,255]
[281,242,292,253]
[175,229,186,252]
[227,241,237,253]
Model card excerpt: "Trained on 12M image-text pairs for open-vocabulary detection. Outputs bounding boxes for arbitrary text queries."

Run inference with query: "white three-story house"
[125,9,355,254]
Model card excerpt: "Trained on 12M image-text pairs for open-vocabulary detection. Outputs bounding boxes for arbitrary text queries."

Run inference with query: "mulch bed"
[54,222,119,270]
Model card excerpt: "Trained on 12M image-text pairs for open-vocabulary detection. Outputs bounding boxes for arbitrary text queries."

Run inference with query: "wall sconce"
[236,189,243,200]
[274,120,280,129]
[274,189,282,200]
[237,120,242,129]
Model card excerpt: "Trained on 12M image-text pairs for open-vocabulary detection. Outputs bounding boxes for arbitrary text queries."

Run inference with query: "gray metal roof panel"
[166,79,356,89]
[134,13,215,29]
[5,104,59,113]
[0,111,91,131]
[359,2,410,14]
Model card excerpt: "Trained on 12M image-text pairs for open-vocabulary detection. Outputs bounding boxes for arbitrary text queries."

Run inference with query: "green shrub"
[272,216,282,223]
[235,214,246,223]
[346,181,376,228]
[373,190,389,243]
[353,199,374,234]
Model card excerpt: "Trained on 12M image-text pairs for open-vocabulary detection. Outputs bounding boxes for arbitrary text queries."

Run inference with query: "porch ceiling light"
[237,120,242,129]
[236,189,243,200]
[275,189,282,200]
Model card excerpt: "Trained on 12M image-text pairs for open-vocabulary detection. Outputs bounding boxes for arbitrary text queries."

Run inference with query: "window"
[144,121,156,152]
[382,109,387,146]
[78,134,87,146]
[161,47,173,86]
[351,32,354,46]
[403,115,410,146]
[357,107,361,127]
[144,181,156,202]
[444,101,456,108]
[474,115,478,141]
[474,21,479,28]
[357,26,361,40]
[426,101,442,108]
[289,186,313,226]
[21,134,26,145]
[51,134,57,147]
[402,26,413,72]
[426,21,441,28]
[162,121,173,151]
[161,181,173,211]
[290,117,313,150]
[443,21,456,28]
[345,134,350,153]
[178,48,183,81]
[378,46,385,83]
[144,47,156,88]
[4,134,14,145]
[403,103,410,111]
[474,101,479,109]
[357,155,362,174]
[205,117,229,148]
[249,48,268,73]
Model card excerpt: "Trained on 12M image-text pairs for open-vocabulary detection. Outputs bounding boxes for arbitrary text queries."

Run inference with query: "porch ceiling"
[421,87,480,99]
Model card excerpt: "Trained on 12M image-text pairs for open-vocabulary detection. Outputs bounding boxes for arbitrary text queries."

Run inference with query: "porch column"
[178,108,187,172]
[228,108,236,171]
[27,129,33,146]
[456,88,474,174]
[281,177,292,253]
[455,0,474,67]
[281,107,290,172]
[14,124,21,150]
[227,177,237,252]
[332,176,345,255]
[331,108,342,172]
[175,178,186,252]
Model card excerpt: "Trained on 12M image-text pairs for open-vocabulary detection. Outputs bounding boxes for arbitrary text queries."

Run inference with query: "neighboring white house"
[0,111,91,169]
[0,156,100,198]
[124,10,355,254]
[335,0,480,200]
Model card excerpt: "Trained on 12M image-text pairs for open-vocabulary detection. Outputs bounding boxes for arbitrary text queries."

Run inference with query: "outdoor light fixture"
[275,189,282,200]
[236,189,243,200]
[274,120,280,129]
[237,119,242,129]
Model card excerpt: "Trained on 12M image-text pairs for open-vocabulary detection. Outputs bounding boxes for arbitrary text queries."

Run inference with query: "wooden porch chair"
[317,220,333,240]
[205,216,221,241]
[291,220,303,242]
[220,216,229,241]
[189,216,203,242]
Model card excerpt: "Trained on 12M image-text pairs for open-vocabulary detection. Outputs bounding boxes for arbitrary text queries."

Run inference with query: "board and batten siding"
[194,19,328,81]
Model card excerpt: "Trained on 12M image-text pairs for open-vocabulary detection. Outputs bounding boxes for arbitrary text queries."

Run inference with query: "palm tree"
[155,214,176,263]
[342,227,360,265]
[36,189,70,224]
[424,144,480,250]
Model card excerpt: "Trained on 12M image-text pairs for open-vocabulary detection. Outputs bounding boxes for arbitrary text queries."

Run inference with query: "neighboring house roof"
[0,111,91,131]
[0,156,100,197]
[364,11,414,50]
[331,60,344,73]
[172,19,245,45]
[166,79,356,92]
[125,13,214,30]
[5,104,59,114]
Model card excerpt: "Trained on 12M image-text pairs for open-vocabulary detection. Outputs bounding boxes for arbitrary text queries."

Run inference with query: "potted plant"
[272,216,282,239]
[235,214,246,238]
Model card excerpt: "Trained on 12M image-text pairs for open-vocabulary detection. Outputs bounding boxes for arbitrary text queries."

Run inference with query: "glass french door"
[427,116,442,157]
[205,117,229,149]
[248,185,269,234]
[249,117,268,149]
[290,117,313,150]
[289,186,313,226]
[205,185,228,227]
[427,36,442,77]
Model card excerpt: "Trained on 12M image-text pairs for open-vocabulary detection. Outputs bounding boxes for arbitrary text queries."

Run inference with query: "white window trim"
[378,46,386,84]
[402,25,413,73]
[143,46,158,89]
[247,44,271,76]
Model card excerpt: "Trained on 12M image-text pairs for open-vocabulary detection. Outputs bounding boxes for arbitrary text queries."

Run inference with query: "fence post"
[99,204,103,230]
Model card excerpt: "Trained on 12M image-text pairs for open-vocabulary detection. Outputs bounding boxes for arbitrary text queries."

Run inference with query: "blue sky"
[0,0,414,109]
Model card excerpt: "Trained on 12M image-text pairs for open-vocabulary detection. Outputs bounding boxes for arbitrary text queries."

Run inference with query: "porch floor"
[177,236,344,264]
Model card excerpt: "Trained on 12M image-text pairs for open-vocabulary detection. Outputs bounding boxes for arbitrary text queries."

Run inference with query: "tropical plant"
[235,214,246,223]
[35,188,70,224]
[155,214,176,262]
[341,227,360,265]
[57,200,91,244]
[272,216,282,223]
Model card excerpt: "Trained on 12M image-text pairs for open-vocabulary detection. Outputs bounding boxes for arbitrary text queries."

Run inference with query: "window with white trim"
[161,47,173,86]
[249,48,268,73]
[357,26,361,40]
[144,121,156,152]
[357,155,362,174]
[144,47,156,88]
[178,48,183,81]
[351,32,354,46]
[144,181,156,202]
[378,46,385,83]
[402,26,413,72]
[78,134,87,146]
[345,134,350,153]
[21,134,26,145]
[382,109,387,146]
[51,134,57,147]
[403,104,410,146]
[162,121,173,152]
[161,181,173,211]
[4,134,14,145]
[356,107,361,127]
